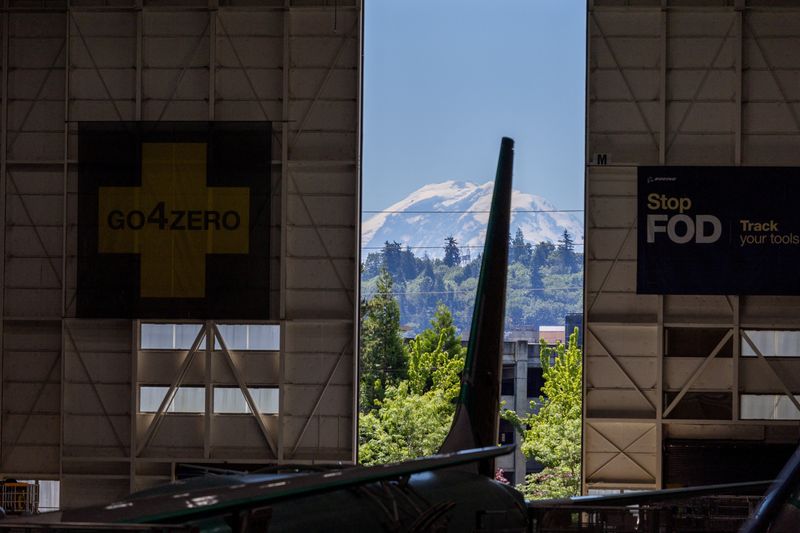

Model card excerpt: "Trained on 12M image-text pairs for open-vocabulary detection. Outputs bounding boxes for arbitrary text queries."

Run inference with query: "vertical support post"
[204,320,212,459]
[513,340,527,483]
[59,2,71,490]
[656,295,664,489]
[735,1,743,165]
[581,1,592,496]
[130,320,139,493]
[733,296,741,421]
[277,0,290,463]
[659,1,667,165]
[208,0,217,121]
[0,0,10,465]
[656,0,668,490]
[132,2,142,491]
[61,2,71,318]
[135,0,142,121]
[204,0,217,461]
[352,0,364,466]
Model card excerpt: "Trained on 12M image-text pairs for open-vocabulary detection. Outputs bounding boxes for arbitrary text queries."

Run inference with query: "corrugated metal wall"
[586,0,800,492]
[0,0,361,508]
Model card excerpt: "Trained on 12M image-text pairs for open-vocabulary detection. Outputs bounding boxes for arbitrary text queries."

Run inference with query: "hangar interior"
[586,0,800,493]
[0,0,361,508]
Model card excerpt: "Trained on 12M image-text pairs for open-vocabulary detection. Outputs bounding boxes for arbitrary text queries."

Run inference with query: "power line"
[363,208,583,214]
[362,243,585,250]
[362,287,582,296]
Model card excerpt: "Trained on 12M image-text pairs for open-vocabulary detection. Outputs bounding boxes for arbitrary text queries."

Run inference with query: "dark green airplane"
[10,138,526,532]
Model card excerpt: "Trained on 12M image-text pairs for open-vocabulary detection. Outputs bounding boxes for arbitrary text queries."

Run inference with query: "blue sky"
[362,0,586,215]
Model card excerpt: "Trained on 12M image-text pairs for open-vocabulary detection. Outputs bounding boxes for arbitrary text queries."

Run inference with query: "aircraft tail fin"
[438,137,514,477]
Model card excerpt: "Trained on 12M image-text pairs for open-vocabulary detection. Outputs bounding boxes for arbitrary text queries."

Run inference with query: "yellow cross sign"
[98,143,249,298]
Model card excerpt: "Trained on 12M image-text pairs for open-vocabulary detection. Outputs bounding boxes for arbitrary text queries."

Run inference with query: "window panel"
[741,394,800,420]
[213,387,279,414]
[527,366,544,398]
[214,387,249,413]
[140,324,174,350]
[175,324,205,349]
[247,325,280,350]
[743,330,800,357]
[139,386,205,413]
[501,365,515,396]
[217,325,280,351]
[140,323,205,350]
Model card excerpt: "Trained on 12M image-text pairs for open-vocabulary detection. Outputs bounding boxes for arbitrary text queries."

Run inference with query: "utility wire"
[363,208,583,214]
[362,287,582,296]
[362,243,585,250]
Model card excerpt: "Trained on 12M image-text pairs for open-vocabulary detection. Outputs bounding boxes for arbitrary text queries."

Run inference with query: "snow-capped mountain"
[362,181,583,257]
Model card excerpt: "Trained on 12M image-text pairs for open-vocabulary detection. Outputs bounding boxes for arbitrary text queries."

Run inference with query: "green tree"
[531,241,555,289]
[407,304,465,396]
[360,268,406,412]
[359,305,465,465]
[504,328,582,499]
[362,252,382,279]
[552,229,578,273]
[510,228,533,266]
[443,236,461,267]
[358,382,456,465]
[382,241,404,278]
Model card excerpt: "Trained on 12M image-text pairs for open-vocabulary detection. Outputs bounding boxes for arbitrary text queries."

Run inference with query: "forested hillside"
[362,228,582,335]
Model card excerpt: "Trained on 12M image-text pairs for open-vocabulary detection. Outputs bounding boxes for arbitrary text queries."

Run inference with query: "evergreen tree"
[407,304,465,394]
[554,229,578,273]
[530,241,555,289]
[443,236,461,267]
[382,241,404,278]
[360,268,406,412]
[558,229,575,254]
[360,236,582,335]
[510,228,532,266]
[362,252,382,279]
[400,246,419,280]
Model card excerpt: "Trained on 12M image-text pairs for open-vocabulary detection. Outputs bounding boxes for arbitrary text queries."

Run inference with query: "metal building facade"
[0,0,361,507]
[586,0,800,493]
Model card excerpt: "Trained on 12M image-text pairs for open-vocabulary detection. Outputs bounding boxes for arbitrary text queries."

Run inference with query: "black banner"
[638,166,800,295]
[78,122,271,319]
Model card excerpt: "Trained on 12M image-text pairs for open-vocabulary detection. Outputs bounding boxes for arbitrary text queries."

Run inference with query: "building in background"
[495,339,545,486]
[585,0,800,494]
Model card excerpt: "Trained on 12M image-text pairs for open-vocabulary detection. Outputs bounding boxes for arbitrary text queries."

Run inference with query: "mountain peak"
[362,181,583,257]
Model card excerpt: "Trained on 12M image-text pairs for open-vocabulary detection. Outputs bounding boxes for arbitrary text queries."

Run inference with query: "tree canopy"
[361,229,582,334]
[359,268,406,412]
[359,305,465,465]
[443,236,461,267]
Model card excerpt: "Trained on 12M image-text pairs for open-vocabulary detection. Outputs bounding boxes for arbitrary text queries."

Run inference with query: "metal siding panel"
[587,389,658,418]
[664,358,732,390]
[586,325,658,358]
[5,259,61,288]
[287,227,355,257]
[285,258,353,290]
[5,289,61,316]
[291,68,357,99]
[284,353,351,386]
[587,357,658,389]
[586,260,637,293]
[664,295,734,322]
[1,444,60,475]
[216,37,283,68]
[215,68,282,99]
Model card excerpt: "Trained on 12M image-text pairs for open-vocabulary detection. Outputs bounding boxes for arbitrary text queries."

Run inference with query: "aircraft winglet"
[438,137,514,479]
